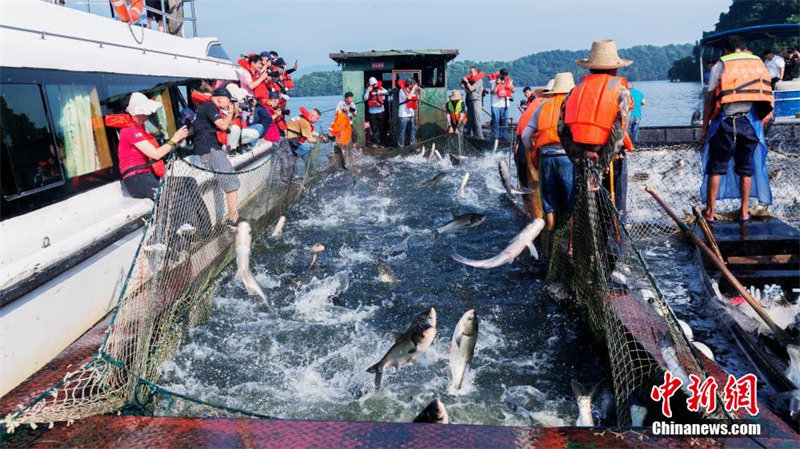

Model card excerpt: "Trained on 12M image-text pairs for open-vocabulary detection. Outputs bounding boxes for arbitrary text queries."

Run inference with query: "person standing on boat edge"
[461,66,485,139]
[700,35,774,223]
[446,90,467,135]
[522,73,576,258]
[397,79,420,147]
[364,77,388,147]
[514,79,553,219]
[490,68,515,141]
[192,87,242,225]
[628,83,645,143]
[331,92,357,169]
[115,93,188,200]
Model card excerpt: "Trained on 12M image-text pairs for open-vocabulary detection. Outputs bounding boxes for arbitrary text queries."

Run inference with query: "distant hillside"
[292,70,342,97]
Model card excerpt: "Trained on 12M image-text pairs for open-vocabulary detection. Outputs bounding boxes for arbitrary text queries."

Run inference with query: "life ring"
[111,0,144,23]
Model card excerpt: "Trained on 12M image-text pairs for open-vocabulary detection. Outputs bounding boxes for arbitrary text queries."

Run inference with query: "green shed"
[330,49,459,147]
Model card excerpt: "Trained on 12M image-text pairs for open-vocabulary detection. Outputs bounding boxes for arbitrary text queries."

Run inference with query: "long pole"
[692,206,724,263]
[645,187,791,346]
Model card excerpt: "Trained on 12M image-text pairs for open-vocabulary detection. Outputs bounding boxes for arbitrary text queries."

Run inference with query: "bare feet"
[702,208,714,221]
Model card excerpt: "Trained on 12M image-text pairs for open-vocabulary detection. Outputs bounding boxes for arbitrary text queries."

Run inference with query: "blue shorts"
[541,154,574,215]
[706,114,758,177]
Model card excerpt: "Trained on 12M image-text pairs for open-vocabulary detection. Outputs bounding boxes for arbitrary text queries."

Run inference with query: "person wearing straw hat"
[513,78,553,219]
[521,72,576,258]
[446,90,467,135]
[559,39,635,223]
[116,92,188,200]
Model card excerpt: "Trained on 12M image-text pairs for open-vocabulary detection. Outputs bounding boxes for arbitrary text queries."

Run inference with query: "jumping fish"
[434,150,443,161]
[376,162,391,177]
[271,216,286,237]
[571,379,601,427]
[420,172,447,188]
[676,319,694,341]
[448,309,479,390]
[632,172,650,182]
[450,154,468,166]
[498,160,532,195]
[437,213,485,234]
[769,169,782,181]
[413,398,450,424]
[451,219,544,269]
[628,395,648,427]
[235,221,275,311]
[407,306,437,330]
[459,173,470,197]
[427,143,437,161]
[367,323,437,388]
[660,159,686,177]
[786,345,800,419]
[377,259,398,283]
[692,341,715,361]
[308,242,326,269]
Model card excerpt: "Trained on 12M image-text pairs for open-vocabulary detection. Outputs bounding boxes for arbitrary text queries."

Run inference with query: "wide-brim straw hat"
[575,39,633,70]
[545,79,555,92]
[450,90,462,101]
[126,92,162,116]
[547,72,576,95]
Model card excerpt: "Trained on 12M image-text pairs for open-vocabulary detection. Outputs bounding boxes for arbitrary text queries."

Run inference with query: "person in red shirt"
[117,92,188,199]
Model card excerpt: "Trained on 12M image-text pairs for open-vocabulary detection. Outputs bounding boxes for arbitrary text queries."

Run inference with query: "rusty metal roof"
[330,49,459,63]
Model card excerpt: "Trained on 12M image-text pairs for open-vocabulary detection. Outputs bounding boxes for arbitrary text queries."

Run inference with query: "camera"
[238,100,253,112]
[282,109,290,116]
[348,106,356,114]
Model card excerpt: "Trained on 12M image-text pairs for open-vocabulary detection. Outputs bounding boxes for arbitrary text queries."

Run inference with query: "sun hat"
[449,90,462,101]
[126,92,162,116]
[211,87,233,100]
[547,72,576,95]
[545,79,555,91]
[225,84,249,101]
[575,39,633,70]
[368,77,378,86]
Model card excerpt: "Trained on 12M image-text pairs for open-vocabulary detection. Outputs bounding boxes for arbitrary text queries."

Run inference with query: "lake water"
[287,80,704,131]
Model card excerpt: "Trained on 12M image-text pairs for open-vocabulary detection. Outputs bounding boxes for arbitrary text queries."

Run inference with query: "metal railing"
[45,0,198,37]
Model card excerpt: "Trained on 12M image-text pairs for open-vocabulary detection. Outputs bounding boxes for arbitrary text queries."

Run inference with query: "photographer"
[225,85,260,151]
[490,68,515,140]
[363,77,388,146]
[461,66,485,139]
[397,79,420,147]
[336,92,358,119]
[237,54,270,101]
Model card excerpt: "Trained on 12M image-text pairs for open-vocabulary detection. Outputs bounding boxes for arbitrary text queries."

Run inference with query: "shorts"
[706,114,758,177]
[145,0,164,20]
[200,148,240,193]
[541,154,574,215]
[122,172,160,200]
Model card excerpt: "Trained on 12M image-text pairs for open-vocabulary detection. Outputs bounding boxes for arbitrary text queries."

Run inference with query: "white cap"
[126,92,162,116]
[368,77,378,86]
[226,83,249,101]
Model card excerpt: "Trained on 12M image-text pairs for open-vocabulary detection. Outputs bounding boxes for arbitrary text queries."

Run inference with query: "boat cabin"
[330,49,459,147]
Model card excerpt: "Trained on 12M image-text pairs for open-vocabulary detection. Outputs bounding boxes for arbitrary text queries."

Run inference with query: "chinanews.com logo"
[649,372,762,437]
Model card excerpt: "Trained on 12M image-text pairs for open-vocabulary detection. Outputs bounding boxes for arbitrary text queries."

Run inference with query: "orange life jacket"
[237,55,269,100]
[534,94,567,149]
[216,109,243,146]
[280,73,294,90]
[516,97,547,137]
[190,90,212,105]
[714,52,774,119]
[105,113,165,178]
[563,73,632,147]
[495,77,513,98]
[465,72,486,84]
[328,110,352,146]
[111,0,143,23]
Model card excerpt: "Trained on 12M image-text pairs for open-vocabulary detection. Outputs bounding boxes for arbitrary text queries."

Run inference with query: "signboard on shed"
[371,62,385,69]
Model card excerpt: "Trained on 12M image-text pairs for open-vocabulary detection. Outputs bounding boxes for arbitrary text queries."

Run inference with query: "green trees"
[292,71,342,97]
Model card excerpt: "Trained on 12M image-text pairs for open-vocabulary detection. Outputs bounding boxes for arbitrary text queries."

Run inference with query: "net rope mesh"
[2,133,488,431]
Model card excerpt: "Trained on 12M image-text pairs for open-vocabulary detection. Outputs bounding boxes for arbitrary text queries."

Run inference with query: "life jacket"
[367,83,385,108]
[534,94,567,149]
[465,72,486,84]
[215,108,243,146]
[563,73,632,148]
[286,107,315,144]
[105,113,165,178]
[495,77,513,99]
[328,110,352,146]
[446,100,466,125]
[190,90,212,105]
[280,73,294,90]
[516,97,547,137]
[111,0,143,23]
[714,52,774,119]
[263,106,281,142]
[398,81,418,110]
[237,55,269,101]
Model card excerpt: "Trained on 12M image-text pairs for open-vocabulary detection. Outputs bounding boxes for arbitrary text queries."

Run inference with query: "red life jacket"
[237,55,269,100]
[367,83,385,108]
[105,113,165,178]
[516,97,546,137]
[280,73,294,90]
[191,89,212,105]
[466,72,486,84]
[563,74,633,150]
[296,107,315,143]
[495,77,513,98]
[398,81,418,110]
[215,108,243,145]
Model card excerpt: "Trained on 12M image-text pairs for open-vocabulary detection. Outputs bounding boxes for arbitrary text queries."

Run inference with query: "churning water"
[157,150,611,426]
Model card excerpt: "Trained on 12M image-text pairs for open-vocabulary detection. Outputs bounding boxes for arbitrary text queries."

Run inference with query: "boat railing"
[44,0,198,37]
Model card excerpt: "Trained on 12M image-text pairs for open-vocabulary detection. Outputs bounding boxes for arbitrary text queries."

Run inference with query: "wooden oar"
[645,187,792,346]
[692,206,724,263]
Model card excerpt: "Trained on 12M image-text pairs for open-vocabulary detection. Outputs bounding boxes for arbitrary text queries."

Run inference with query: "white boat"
[0,0,250,396]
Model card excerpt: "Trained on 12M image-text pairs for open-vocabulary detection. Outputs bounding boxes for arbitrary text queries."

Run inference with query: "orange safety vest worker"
[516,97,547,137]
[714,52,774,119]
[563,73,634,152]
[111,0,144,24]
[534,94,567,148]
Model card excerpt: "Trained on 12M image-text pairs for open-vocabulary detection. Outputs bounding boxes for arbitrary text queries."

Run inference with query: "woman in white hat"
[117,92,188,199]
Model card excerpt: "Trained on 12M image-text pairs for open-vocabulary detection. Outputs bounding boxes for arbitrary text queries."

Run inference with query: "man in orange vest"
[700,35,774,223]
[559,39,634,222]
[521,73,576,257]
[514,79,553,219]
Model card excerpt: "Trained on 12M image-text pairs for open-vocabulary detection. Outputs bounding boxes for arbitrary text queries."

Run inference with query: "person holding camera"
[336,92,358,119]
[490,68,515,140]
[364,77,388,146]
[193,87,242,225]
[397,79,420,147]
[225,85,261,151]
[461,66,485,139]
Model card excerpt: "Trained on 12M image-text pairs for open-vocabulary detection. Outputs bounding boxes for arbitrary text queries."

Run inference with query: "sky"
[195,0,731,68]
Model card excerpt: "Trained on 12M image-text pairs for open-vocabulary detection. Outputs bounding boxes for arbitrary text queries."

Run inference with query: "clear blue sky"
[195,0,731,67]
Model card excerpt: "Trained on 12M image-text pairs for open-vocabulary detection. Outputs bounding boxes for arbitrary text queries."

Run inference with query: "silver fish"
[420,172,447,188]
[437,213,485,234]
[309,242,326,269]
[408,306,437,329]
[498,160,532,195]
[271,216,286,237]
[451,219,544,269]
[571,379,601,427]
[657,333,690,392]
[769,169,782,181]
[427,143,437,161]
[459,172,470,197]
[377,259,398,283]
[628,395,648,427]
[434,149,443,161]
[235,221,275,311]
[692,341,715,361]
[450,154,468,166]
[660,159,686,176]
[449,309,478,390]
[413,398,450,424]
[367,310,437,389]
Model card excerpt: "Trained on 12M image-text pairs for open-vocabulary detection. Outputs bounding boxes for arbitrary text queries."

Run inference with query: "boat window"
[207,43,230,61]
[44,84,113,179]
[104,84,177,142]
[0,84,64,199]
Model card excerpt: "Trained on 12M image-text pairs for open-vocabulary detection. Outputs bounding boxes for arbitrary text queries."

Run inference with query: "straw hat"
[449,90,462,101]
[126,92,162,116]
[545,79,555,92]
[547,72,576,95]
[575,39,632,70]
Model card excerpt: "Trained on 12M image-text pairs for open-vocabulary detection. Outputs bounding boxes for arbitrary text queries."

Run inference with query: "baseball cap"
[211,87,233,99]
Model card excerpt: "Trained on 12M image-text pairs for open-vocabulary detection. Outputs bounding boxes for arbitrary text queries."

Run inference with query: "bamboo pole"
[692,206,724,263]
[645,187,791,346]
